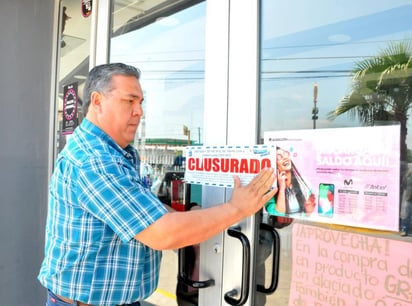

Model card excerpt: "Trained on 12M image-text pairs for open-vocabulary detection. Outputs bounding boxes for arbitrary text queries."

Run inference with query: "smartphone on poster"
[318,183,334,217]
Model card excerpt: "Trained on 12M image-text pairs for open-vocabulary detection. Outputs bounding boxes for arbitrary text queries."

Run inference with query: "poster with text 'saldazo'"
[264,125,400,231]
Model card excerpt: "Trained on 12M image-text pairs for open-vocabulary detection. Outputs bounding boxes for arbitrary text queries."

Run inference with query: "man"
[38,63,276,306]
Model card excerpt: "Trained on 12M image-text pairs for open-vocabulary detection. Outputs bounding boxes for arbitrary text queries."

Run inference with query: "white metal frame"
[225,1,260,304]
[48,0,62,180]
[199,1,230,304]
[200,0,260,305]
[90,0,111,67]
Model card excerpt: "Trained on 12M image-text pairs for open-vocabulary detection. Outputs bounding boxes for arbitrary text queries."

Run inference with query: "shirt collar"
[80,118,139,162]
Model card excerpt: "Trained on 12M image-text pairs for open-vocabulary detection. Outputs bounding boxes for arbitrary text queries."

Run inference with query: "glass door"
[52,0,92,160]
[110,0,206,173]
[109,1,206,304]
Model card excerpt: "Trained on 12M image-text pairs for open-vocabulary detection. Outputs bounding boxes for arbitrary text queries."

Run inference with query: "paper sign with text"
[184,145,276,188]
[290,223,412,306]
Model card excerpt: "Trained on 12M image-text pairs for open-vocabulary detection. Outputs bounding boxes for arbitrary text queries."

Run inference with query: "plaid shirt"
[38,118,167,305]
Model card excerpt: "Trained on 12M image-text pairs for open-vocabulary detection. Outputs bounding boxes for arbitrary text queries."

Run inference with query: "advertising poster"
[62,82,78,135]
[264,126,400,231]
[184,145,277,188]
[290,223,412,306]
[81,0,92,17]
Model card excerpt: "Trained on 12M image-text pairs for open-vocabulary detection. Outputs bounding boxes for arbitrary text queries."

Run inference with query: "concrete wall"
[0,0,54,304]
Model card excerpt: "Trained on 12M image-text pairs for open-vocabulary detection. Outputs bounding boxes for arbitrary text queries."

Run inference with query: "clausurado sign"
[184,145,277,188]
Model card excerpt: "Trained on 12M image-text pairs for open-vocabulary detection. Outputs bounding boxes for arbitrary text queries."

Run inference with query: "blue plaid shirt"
[38,118,167,305]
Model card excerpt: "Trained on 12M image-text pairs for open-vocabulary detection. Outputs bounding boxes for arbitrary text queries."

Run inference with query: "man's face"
[96,74,144,148]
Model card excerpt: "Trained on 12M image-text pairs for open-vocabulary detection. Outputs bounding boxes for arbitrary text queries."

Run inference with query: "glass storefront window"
[110,0,206,203]
[260,1,412,136]
[259,1,412,305]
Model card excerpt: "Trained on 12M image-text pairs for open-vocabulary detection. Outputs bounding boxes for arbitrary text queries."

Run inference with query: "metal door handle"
[178,247,215,289]
[256,223,280,294]
[178,184,214,289]
[224,227,250,306]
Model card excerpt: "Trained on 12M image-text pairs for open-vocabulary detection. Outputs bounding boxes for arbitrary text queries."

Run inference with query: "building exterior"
[1,1,411,305]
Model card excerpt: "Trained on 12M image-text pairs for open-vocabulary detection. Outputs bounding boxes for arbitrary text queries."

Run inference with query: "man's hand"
[229,168,277,216]
[135,168,277,250]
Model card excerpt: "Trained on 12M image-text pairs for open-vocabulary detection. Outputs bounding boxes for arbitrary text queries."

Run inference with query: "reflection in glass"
[110,1,206,180]
[55,0,91,156]
[259,0,412,139]
[259,1,412,304]
[329,41,412,164]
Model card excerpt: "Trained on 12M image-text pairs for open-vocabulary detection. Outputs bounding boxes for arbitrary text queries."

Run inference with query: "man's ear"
[90,91,103,113]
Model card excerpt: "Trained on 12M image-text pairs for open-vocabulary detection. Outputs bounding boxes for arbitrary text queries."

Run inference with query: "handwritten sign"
[290,223,412,306]
[184,145,276,188]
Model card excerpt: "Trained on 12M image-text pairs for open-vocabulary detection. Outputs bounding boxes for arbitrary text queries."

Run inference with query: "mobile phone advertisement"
[184,145,277,188]
[264,125,400,231]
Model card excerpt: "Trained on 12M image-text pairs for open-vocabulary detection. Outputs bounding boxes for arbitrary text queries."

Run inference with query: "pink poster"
[264,125,400,231]
[290,223,412,306]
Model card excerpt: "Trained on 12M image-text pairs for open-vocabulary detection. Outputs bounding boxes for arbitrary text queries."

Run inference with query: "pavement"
[143,250,179,305]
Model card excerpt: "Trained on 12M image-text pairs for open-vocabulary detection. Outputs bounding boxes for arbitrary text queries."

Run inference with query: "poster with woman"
[264,142,317,218]
[264,125,400,231]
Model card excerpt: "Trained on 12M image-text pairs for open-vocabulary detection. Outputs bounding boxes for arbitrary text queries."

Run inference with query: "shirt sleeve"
[76,156,167,243]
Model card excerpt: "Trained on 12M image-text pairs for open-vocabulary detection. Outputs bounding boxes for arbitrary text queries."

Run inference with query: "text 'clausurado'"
[187,157,272,174]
